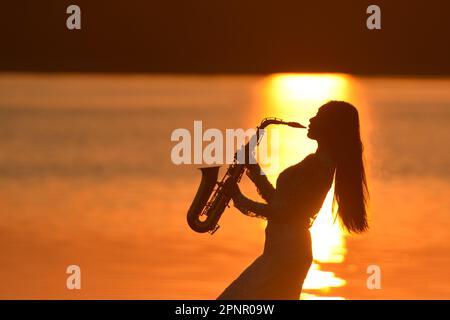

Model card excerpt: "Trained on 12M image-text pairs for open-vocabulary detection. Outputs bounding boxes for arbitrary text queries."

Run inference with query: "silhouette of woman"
[217,101,369,300]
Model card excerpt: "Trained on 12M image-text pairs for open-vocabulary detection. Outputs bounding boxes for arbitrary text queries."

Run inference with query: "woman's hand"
[245,165,260,182]
[223,181,242,199]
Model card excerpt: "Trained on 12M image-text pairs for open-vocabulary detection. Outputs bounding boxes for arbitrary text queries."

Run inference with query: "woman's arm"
[246,163,276,203]
[228,184,271,220]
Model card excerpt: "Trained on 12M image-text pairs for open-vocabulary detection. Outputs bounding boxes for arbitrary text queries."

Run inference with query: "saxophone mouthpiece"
[287,122,306,128]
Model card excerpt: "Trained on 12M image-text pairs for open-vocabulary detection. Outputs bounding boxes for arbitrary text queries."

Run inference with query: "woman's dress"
[217,153,335,300]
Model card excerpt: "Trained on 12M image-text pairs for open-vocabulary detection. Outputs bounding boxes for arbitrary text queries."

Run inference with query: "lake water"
[0,73,449,299]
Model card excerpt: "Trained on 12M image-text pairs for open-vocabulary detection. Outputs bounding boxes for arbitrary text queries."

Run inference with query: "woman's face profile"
[307,108,327,141]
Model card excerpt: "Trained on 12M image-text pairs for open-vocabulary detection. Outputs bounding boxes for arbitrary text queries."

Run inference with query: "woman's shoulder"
[293,153,318,169]
[277,154,315,180]
[277,153,333,180]
[312,152,335,171]
[292,153,335,178]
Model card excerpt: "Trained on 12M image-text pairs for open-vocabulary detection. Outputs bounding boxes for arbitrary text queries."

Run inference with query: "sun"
[268,74,349,103]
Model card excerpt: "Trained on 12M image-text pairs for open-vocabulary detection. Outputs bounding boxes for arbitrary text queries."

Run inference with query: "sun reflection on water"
[257,73,352,299]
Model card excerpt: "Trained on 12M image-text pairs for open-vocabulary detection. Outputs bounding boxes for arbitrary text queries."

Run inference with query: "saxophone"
[187,117,306,234]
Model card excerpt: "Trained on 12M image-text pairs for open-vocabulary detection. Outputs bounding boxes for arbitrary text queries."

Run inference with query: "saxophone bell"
[186,166,223,233]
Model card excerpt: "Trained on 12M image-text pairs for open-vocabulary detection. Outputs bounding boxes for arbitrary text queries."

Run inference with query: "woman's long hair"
[320,101,369,233]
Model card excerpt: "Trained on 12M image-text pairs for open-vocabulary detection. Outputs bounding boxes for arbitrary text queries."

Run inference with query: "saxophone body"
[186,117,305,234]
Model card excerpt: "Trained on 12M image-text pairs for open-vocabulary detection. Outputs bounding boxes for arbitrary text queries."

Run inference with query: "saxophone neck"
[234,117,306,165]
[258,117,306,130]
